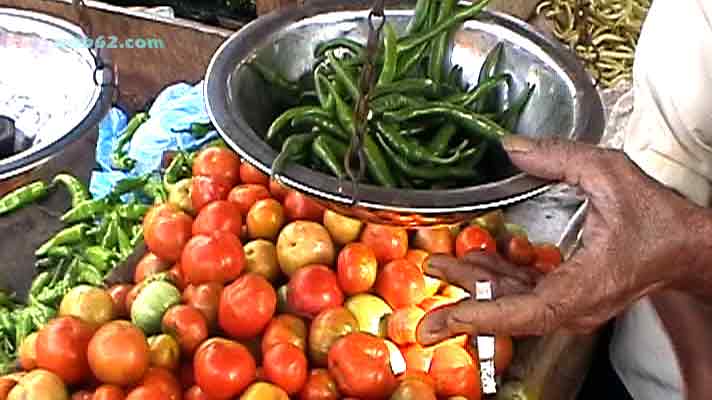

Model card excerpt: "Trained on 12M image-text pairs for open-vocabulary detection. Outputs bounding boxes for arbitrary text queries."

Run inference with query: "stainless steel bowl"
[205,0,604,226]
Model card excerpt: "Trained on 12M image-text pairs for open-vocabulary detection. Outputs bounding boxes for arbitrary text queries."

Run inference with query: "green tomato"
[131,281,181,335]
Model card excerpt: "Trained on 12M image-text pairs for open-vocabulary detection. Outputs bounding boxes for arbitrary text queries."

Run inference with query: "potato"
[276,221,335,276]
[323,210,363,246]
[244,240,280,282]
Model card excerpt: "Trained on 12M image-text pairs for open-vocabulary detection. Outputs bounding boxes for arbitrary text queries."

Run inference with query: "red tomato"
[162,305,209,356]
[390,378,437,400]
[194,338,256,400]
[360,224,408,265]
[299,369,340,400]
[401,345,433,374]
[287,265,344,318]
[93,384,125,400]
[263,343,308,395]
[140,367,182,400]
[455,226,496,258]
[227,184,271,216]
[72,390,93,400]
[192,200,242,237]
[283,191,325,222]
[505,235,535,266]
[108,284,132,319]
[35,316,94,385]
[269,180,290,202]
[336,243,378,295]
[327,332,397,399]
[375,260,426,310]
[387,306,426,346]
[413,228,454,255]
[168,264,187,291]
[533,243,563,273]
[190,176,232,212]
[88,320,150,386]
[134,252,171,283]
[239,162,270,186]
[219,273,276,339]
[184,386,212,400]
[262,314,308,354]
[0,377,14,399]
[182,283,223,332]
[404,250,428,271]
[181,231,246,285]
[143,204,193,263]
[429,345,480,400]
[125,284,142,315]
[192,147,242,187]
[126,386,170,400]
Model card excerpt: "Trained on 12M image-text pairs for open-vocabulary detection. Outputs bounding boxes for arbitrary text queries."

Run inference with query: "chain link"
[343,0,386,204]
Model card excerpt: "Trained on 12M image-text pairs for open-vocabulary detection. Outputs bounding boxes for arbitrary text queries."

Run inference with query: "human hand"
[417,136,712,345]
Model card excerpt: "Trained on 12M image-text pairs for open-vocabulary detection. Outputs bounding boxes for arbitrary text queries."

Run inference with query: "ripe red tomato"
[228,184,271,216]
[182,282,223,332]
[308,307,359,367]
[455,226,496,258]
[283,191,325,222]
[263,343,308,395]
[88,320,150,386]
[269,180,291,202]
[35,316,94,385]
[387,306,426,346]
[505,235,535,266]
[181,231,246,285]
[184,386,211,400]
[375,259,426,310]
[93,384,124,400]
[134,252,171,283]
[108,284,133,319]
[143,203,193,263]
[262,314,308,354]
[533,243,563,273]
[192,147,242,187]
[413,228,454,255]
[337,243,378,295]
[140,367,182,400]
[168,264,186,291]
[126,385,170,400]
[194,338,256,400]
[219,273,276,339]
[190,176,232,212]
[429,345,480,400]
[162,305,209,356]
[192,200,242,237]
[287,265,344,318]
[327,332,397,399]
[299,369,340,400]
[360,224,408,265]
[239,162,270,186]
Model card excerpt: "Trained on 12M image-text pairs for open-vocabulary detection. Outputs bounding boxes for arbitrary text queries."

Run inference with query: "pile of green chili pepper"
[255,0,535,189]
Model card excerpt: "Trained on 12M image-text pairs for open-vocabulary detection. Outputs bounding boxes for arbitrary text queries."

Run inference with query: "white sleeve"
[622,0,712,207]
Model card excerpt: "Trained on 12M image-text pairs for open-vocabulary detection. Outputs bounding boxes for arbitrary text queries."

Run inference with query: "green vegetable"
[35,224,88,257]
[272,133,318,176]
[312,135,347,178]
[111,112,149,171]
[0,181,50,216]
[61,199,109,223]
[131,281,182,335]
[377,23,398,86]
[52,174,90,208]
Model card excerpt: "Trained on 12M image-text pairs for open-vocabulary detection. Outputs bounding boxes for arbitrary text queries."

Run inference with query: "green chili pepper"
[202,138,227,149]
[428,123,458,156]
[399,125,429,137]
[383,102,510,141]
[312,135,347,178]
[375,132,480,181]
[398,0,490,52]
[447,65,464,88]
[370,94,425,113]
[34,257,55,270]
[143,175,168,204]
[373,78,439,98]
[267,106,330,142]
[60,199,109,223]
[83,246,116,273]
[111,154,136,171]
[0,181,50,216]
[116,203,150,221]
[325,80,356,135]
[314,67,334,111]
[396,42,430,79]
[291,113,349,140]
[447,74,511,107]
[315,38,366,59]
[500,84,536,131]
[130,226,144,248]
[111,112,149,170]
[248,60,300,94]
[171,122,214,138]
[377,23,398,86]
[376,122,471,165]
[78,263,104,287]
[272,133,318,177]
[109,175,150,200]
[35,224,88,257]
[406,0,431,34]
[476,42,505,113]
[28,272,51,300]
[163,152,187,188]
[28,303,55,329]
[101,217,119,250]
[326,52,360,101]
[52,174,89,208]
[45,245,73,259]
[428,0,456,84]
[362,134,397,187]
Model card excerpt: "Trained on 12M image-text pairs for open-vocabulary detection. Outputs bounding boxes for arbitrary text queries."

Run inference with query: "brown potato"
[323,209,363,246]
[244,240,280,282]
[276,221,335,276]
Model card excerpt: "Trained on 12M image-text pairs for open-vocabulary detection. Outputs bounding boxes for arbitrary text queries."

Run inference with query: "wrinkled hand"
[417,136,712,345]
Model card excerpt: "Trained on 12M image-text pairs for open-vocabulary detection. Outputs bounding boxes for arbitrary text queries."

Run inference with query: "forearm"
[677,205,712,301]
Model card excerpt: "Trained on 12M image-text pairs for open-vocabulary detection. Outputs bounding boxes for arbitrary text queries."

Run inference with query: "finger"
[463,251,540,284]
[416,305,456,346]
[425,254,533,297]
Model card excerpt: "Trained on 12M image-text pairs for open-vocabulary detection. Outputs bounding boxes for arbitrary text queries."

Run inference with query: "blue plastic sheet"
[90,81,218,199]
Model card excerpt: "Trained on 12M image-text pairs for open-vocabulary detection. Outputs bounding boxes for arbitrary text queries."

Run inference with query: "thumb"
[502,136,602,187]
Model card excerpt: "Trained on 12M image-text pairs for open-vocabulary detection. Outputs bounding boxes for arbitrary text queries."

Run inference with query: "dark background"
[578,323,634,400]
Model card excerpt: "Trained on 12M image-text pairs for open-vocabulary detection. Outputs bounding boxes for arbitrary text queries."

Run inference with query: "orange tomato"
[327,333,397,399]
[263,343,309,395]
[336,243,378,295]
[192,147,242,187]
[134,253,171,284]
[227,184,271,216]
[375,259,426,310]
[182,282,223,332]
[262,314,308,354]
[533,243,563,273]
[269,179,290,202]
[192,200,242,237]
[298,369,340,400]
[360,224,408,265]
[218,273,276,339]
[193,338,256,400]
[246,199,285,241]
[88,321,150,386]
[93,384,125,400]
[428,345,480,400]
[35,316,94,385]
[162,305,209,356]
[283,192,325,222]
[387,306,426,346]
[504,235,535,266]
[239,162,270,186]
[455,226,496,258]
[413,228,454,255]
[143,203,193,263]
[126,385,170,400]
[140,367,182,400]
[401,345,433,375]
[108,284,133,319]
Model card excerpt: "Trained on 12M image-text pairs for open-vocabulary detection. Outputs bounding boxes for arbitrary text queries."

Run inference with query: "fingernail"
[502,135,533,153]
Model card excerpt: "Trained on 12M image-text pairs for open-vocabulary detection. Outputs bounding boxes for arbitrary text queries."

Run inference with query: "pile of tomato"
[1,146,562,400]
